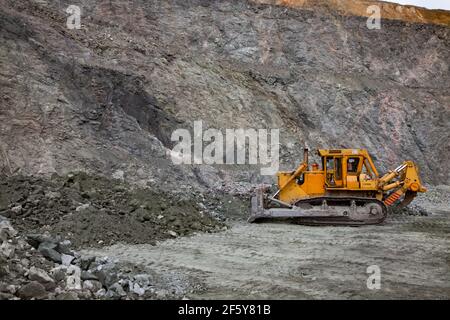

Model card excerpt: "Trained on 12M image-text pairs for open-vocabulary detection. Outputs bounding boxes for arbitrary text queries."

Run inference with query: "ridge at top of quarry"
[254,0,450,26]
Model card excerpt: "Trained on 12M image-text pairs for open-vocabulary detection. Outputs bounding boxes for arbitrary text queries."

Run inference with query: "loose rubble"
[0,172,249,300]
[0,216,199,300]
[0,173,226,248]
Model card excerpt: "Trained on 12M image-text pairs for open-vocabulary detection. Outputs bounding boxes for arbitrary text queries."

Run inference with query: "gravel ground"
[85,208,450,299]
[2,175,449,299]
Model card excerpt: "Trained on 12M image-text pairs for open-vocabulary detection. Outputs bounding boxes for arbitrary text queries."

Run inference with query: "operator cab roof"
[318,149,370,157]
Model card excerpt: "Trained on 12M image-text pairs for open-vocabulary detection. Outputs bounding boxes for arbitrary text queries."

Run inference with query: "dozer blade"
[249,189,387,226]
[249,189,266,222]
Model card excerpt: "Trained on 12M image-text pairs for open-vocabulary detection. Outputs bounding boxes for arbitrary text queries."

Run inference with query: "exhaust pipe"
[303,147,309,168]
[393,163,407,173]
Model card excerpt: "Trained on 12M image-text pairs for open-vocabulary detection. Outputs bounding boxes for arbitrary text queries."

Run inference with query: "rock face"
[0,0,449,187]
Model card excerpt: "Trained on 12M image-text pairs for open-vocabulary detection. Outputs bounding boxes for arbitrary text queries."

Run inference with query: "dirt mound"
[0,173,223,248]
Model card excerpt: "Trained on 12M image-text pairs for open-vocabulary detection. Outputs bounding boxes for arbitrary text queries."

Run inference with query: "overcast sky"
[384,0,450,10]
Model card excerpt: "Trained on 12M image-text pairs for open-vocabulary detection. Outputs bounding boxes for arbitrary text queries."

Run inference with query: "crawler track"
[293,196,388,226]
[249,195,388,226]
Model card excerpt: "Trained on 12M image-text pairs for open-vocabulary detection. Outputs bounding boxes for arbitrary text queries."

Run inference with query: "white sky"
[384,0,450,10]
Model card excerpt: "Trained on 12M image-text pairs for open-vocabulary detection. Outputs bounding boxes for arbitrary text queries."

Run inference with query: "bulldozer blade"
[396,190,417,209]
[249,188,266,222]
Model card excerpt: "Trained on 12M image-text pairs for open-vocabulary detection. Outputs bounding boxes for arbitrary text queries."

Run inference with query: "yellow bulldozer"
[249,148,426,225]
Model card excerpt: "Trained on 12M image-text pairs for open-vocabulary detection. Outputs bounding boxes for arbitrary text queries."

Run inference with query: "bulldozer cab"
[319,149,378,190]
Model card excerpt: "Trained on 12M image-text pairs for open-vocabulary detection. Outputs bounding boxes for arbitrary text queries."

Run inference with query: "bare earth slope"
[0,0,449,189]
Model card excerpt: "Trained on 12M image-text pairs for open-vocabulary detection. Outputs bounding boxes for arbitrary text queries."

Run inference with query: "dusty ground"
[85,209,450,300]
[1,177,448,299]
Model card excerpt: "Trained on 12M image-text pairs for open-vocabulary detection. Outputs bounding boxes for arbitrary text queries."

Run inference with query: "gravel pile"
[0,217,199,300]
[0,173,224,248]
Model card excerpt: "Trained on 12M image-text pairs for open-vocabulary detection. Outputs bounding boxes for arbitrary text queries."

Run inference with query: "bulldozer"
[249,148,426,226]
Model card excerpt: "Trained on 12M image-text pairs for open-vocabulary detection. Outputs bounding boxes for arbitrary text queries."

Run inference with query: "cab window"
[347,157,360,173]
[326,158,334,171]
[335,158,342,180]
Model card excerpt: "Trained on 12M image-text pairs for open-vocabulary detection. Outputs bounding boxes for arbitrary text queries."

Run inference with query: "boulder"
[61,254,75,266]
[106,283,127,299]
[94,288,106,298]
[57,242,73,255]
[0,284,17,295]
[0,242,15,258]
[0,292,16,300]
[38,242,62,263]
[55,291,79,300]
[79,255,95,271]
[17,281,47,299]
[0,220,17,242]
[26,234,52,249]
[81,271,98,281]
[82,280,103,292]
[130,282,145,296]
[50,265,68,282]
[66,265,82,290]
[133,274,151,288]
[28,267,55,290]
[93,267,117,288]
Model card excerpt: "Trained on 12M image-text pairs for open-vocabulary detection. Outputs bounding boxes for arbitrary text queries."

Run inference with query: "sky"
[384,0,450,10]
